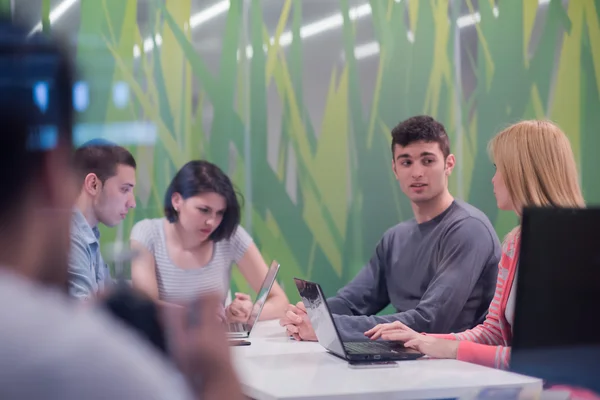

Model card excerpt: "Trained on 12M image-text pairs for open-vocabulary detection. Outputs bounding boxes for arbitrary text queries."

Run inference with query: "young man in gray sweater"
[281,116,501,341]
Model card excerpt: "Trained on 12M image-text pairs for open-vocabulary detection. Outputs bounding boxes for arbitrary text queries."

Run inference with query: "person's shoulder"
[131,218,163,237]
[69,210,94,245]
[71,311,190,399]
[133,217,163,230]
[450,199,495,228]
[233,224,249,236]
[380,218,417,242]
[228,224,253,244]
[0,273,191,399]
[444,201,500,246]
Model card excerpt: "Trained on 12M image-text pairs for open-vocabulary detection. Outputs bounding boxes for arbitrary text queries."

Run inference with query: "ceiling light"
[456,6,499,28]
[354,42,379,59]
[29,0,78,36]
[456,11,481,28]
[135,1,230,58]
[189,0,229,28]
[352,30,414,61]
[240,3,372,60]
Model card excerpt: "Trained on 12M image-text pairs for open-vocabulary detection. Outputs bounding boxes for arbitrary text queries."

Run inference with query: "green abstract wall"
[23,0,600,303]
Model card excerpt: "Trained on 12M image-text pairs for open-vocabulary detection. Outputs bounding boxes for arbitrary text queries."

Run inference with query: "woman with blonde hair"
[364,120,585,369]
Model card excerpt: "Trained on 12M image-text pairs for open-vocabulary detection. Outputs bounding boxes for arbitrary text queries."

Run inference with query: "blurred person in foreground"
[0,19,242,400]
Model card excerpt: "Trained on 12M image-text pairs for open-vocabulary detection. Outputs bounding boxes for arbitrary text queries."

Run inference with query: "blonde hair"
[488,120,585,221]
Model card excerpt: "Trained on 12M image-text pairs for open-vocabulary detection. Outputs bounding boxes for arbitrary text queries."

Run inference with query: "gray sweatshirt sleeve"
[332,218,497,340]
[327,238,390,317]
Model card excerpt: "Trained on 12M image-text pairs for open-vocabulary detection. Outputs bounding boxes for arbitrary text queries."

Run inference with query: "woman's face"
[492,166,514,211]
[172,192,226,240]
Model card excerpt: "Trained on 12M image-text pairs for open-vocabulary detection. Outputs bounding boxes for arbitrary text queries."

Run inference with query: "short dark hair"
[73,141,136,185]
[164,160,241,243]
[0,19,74,219]
[391,115,450,159]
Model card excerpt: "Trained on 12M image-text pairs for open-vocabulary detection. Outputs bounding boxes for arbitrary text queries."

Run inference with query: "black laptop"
[293,278,423,362]
[510,207,600,393]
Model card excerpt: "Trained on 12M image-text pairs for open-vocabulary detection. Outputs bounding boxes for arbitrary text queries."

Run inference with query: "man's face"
[94,165,136,227]
[392,140,455,205]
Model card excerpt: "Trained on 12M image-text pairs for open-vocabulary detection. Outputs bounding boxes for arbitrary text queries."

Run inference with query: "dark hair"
[0,19,74,218]
[73,141,136,185]
[391,115,450,159]
[164,160,241,242]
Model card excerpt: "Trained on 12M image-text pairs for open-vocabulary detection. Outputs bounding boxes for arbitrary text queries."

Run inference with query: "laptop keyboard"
[229,323,245,332]
[344,341,400,354]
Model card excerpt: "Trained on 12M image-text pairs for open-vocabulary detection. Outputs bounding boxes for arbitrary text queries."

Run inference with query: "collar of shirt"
[71,208,101,246]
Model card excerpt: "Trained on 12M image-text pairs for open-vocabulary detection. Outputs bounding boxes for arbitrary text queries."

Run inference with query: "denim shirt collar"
[72,208,101,245]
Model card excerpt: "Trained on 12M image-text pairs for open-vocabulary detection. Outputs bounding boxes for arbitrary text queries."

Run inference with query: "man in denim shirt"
[69,141,137,299]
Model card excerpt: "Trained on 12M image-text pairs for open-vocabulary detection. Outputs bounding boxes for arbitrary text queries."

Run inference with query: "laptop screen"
[511,207,600,393]
[245,261,280,330]
[294,278,347,359]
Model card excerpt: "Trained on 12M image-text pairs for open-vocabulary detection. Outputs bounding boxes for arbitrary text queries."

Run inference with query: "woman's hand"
[364,320,459,359]
[364,320,420,341]
[226,292,253,323]
[398,335,459,359]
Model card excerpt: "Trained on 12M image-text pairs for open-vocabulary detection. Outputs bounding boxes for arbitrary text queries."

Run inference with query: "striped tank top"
[130,218,252,304]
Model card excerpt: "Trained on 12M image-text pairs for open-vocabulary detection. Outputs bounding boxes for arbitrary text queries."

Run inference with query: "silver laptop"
[294,278,423,362]
[227,260,280,339]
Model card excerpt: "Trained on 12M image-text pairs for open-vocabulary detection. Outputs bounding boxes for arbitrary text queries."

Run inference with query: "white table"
[231,321,543,400]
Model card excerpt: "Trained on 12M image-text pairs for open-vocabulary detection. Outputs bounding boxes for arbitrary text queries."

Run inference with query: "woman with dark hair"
[130,160,288,322]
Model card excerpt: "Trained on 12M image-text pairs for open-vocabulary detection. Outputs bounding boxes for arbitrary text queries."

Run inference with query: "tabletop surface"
[231,320,544,400]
